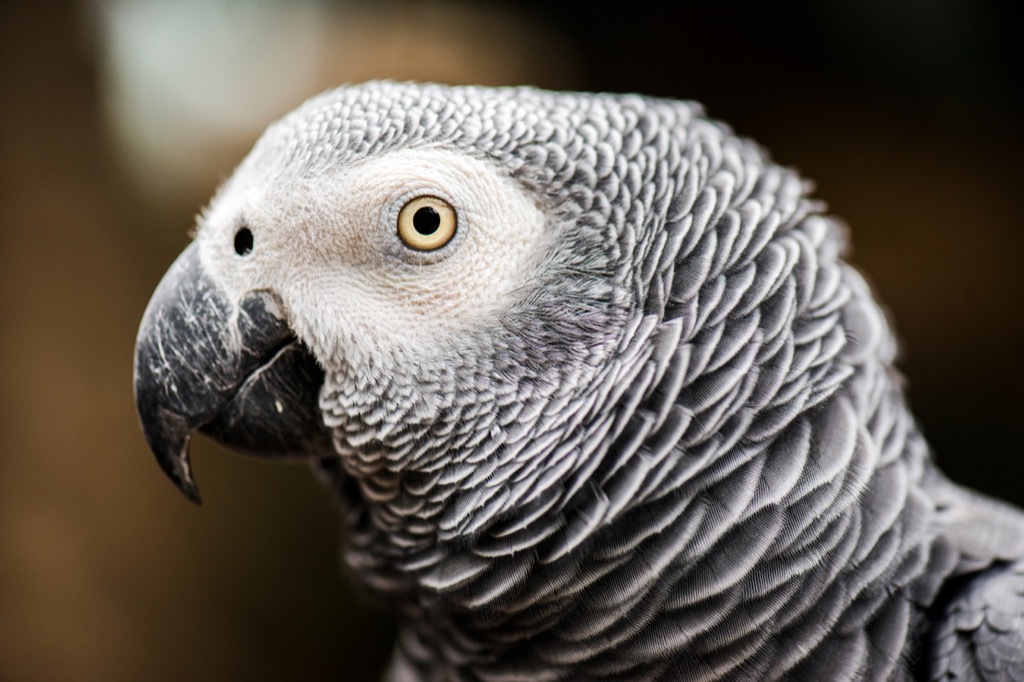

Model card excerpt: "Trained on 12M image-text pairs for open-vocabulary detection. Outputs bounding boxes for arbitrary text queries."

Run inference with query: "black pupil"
[412,206,441,235]
[234,227,254,256]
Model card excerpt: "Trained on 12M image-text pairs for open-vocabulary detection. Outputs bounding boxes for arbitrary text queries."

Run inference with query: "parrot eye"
[234,227,254,256]
[397,196,456,251]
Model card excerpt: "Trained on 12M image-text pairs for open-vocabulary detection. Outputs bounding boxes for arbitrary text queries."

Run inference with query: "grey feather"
[135,81,1024,680]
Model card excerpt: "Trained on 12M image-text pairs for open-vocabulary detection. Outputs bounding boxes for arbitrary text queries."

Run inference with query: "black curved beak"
[133,242,331,503]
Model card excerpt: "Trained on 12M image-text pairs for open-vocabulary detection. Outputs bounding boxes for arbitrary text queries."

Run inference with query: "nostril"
[234,227,254,256]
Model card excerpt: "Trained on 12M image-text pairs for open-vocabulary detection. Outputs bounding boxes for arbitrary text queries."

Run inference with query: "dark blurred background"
[1,1,1021,680]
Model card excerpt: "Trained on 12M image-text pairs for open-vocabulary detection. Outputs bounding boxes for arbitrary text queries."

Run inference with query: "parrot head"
[134,82,671,518]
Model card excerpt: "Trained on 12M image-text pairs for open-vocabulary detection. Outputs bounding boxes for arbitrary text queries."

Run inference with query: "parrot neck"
[367,364,944,681]
[323,334,946,679]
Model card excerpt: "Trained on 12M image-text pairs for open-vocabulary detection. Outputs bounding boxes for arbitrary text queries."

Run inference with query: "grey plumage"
[133,82,1024,680]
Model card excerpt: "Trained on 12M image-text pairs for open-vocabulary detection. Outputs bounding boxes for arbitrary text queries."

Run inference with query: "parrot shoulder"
[918,470,1024,680]
[927,560,1024,681]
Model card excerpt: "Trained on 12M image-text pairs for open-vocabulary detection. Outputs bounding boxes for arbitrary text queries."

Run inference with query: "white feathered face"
[196,147,552,372]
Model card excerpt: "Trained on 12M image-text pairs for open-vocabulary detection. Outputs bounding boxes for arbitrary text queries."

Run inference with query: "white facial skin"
[196,147,551,370]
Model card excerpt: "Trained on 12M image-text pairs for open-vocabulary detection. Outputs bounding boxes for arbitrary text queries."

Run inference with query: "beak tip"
[166,461,203,505]
[177,473,203,506]
[150,430,203,505]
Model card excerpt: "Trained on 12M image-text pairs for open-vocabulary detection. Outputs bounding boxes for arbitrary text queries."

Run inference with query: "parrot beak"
[133,242,331,504]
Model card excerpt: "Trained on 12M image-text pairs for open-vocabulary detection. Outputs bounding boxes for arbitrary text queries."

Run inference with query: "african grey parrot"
[133,82,1024,681]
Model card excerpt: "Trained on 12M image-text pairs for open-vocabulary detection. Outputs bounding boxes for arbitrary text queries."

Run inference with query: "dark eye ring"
[234,227,254,256]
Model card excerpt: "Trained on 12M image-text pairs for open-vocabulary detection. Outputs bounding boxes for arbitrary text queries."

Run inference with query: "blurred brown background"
[0,1,1021,680]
